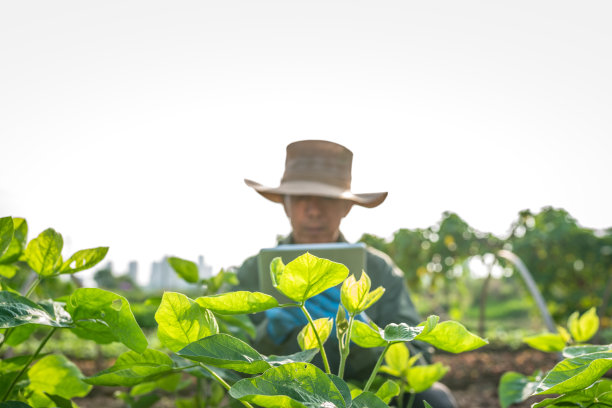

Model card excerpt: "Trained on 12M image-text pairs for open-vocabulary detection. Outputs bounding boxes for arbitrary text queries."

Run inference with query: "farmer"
[235,140,457,408]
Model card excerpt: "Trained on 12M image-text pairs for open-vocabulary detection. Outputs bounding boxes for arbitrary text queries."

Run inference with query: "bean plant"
[499,307,612,407]
[0,215,489,408]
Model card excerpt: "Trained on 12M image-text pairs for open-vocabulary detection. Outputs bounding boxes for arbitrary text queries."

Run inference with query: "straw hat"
[244,140,387,208]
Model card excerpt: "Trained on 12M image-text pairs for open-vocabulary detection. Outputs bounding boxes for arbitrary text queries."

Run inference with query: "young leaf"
[297,318,333,351]
[84,349,175,386]
[167,257,199,284]
[196,291,278,315]
[414,320,488,353]
[523,333,566,352]
[336,304,349,341]
[383,342,411,375]
[27,354,91,400]
[274,252,349,303]
[406,363,449,393]
[568,307,599,343]
[177,333,271,374]
[340,271,385,316]
[67,288,147,353]
[375,379,400,404]
[0,291,73,328]
[536,350,612,395]
[155,292,218,352]
[0,217,14,258]
[24,228,63,276]
[350,320,386,348]
[498,371,542,408]
[269,257,285,287]
[0,218,27,265]
[59,247,109,275]
[382,322,424,343]
[352,391,391,408]
[229,362,347,408]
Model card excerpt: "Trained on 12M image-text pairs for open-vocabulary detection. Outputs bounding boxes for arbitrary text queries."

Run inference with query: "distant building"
[147,255,213,290]
[127,261,138,283]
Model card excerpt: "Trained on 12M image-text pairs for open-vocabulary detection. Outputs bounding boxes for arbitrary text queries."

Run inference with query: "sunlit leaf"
[375,379,400,404]
[563,344,612,358]
[178,333,271,374]
[155,292,218,352]
[341,271,385,316]
[523,333,566,352]
[0,218,27,265]
[0,217,14,258]
[414,320,488,353]
[568,307,599,343]
[168,257,199,284]
[274,252,349,302]
[24,228,63,276]
[59,247,108,275]
[229,362,347,408]
[350,320,386,348]
[196,291,278,315]
[297,318,332,351]
[84,349,175,386]
[27,354,91,400]
[532,379,612,408]
[0,291,72,328]
[536,351,612,395]
[406,363,449,393]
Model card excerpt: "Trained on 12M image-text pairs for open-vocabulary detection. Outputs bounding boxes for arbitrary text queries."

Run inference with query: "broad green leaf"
[0,218,27,265]
[275,252,349,303]
[0,291,73,328]
[178,333,271,374]
[229,362,347,408]
[196,291,278,315]
[130,372,186,396]
[419,315,440,336]
[568,307,599,343]
[340,272,385,315]
[414,320,488,353]
[168,257,199,284]
[352,391,390,408]
[523,333,566,352]
[0,402,32,408]
[0,217,14,258]
[67,288,147,353]
[24,228,63,276]
[297,318,332,350]
[383,323,424,343]
[375,379,400,403]
[59,247,109,274]
[328,374,352,407]
[265,348,320,366]
[84,349,175,386]
[0,265,18,278]
[532,379,612,407]
[383,342,411,375]
[536,350,612,395]
[27,354,91,400]
[563,344,612,358]
[5,324,37,347]
[350,320,386,348]
[155,292,218,352]
[406,363,449,393]
[498,371,542,408]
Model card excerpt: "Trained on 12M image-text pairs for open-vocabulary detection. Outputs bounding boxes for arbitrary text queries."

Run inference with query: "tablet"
[257,242,366,302]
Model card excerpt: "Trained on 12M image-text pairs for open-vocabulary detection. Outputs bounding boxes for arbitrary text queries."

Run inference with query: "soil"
[72,347,561,408]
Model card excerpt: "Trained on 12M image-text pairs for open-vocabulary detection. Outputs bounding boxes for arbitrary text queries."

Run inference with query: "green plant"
[499,307,612,407]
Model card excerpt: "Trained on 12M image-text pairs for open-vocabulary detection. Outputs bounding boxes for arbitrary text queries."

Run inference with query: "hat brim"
[244,179,387,208]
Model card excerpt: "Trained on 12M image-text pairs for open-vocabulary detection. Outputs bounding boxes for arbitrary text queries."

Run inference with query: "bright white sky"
[1,1,610,285]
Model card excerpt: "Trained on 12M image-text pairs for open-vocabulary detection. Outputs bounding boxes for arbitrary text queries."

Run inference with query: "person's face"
[283,195,353,244]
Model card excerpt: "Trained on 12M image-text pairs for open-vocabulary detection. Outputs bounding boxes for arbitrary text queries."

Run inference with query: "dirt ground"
[73,348,561,408]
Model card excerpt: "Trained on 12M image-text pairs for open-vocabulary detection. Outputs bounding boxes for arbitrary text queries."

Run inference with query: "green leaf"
[67,288,147,353]
[269,257,285,287]
[351,391,390,408]
[297,318,332,351]
[414,320,488,353]
[350,320,386,348]
[0,217,14,258]
[177,333,271,374]
[59,247,109,275]
[328,374,352,407]
[44,393,75,408]
[523,333,566,352]
[27,354,91,400]
[498,371,542,408]
[229,362,347,408]
[0,218,27,265]
[155,292,218,352]
[383,323,424,343]
[382,343,411,376]
[24,228,63,276]
[274,252,349,303]
[0,291,73,328]
[563,344,612,358]
[167,257,199,284]
[406,363,449,393]
[84,349,175,386]
[375,379,400,404]
[341,271,385,316]
[536,350,612,395]
[196,291,278,315]
[0,402,33,408]
[568,307,599,343]
[532,379,612,408]
[0,265,18,279]
[215,312,256,340]
[264,348,320,366]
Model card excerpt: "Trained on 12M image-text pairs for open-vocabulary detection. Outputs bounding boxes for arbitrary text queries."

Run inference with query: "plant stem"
[363,342,391,392]
[337,314,355,379]
[1,327,57,402]
[25,276,42,299]
[300,304,331,374]
[406,392,416,408]
[198,363,254,408]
